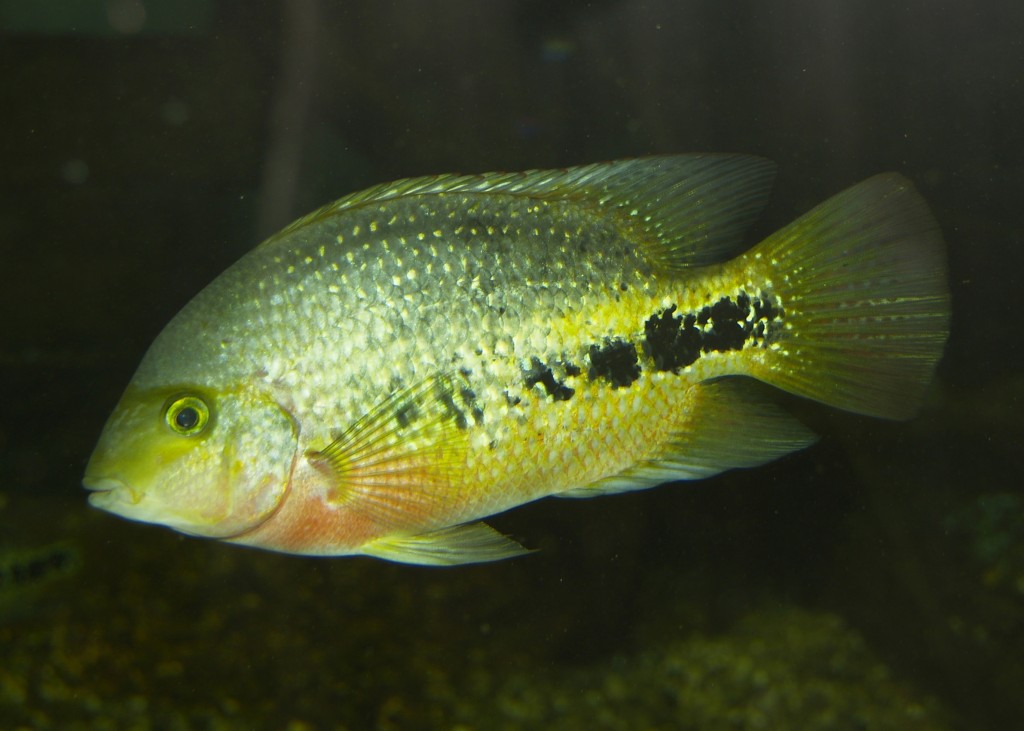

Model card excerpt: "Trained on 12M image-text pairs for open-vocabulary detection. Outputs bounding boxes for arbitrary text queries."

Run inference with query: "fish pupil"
[175,407,199,430]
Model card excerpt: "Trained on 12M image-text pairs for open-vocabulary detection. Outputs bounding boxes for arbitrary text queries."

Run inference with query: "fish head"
[83,383,298,539]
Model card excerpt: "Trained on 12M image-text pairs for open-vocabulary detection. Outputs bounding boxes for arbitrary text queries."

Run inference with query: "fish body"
[84,156,949,564]
[0,541,81,618]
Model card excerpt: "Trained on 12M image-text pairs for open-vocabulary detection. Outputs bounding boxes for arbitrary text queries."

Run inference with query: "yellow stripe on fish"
[83,156,950,565]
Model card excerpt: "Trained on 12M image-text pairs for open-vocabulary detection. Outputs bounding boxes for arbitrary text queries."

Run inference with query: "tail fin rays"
[744,174,950,419]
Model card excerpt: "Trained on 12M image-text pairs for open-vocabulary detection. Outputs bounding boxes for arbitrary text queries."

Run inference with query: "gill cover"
[83,384,298,539]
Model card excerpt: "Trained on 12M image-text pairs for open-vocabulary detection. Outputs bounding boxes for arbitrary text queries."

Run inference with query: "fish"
[82,155,950,565]
[0,541,81,618]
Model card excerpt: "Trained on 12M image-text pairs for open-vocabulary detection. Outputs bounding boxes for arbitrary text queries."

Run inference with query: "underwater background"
[1,1,1021,729]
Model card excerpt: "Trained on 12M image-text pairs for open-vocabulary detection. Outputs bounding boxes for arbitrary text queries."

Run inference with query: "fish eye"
[164,395,210,436]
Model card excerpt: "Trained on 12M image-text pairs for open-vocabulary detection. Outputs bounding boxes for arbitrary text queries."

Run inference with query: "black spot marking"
[522,358,548,390]
[564,363,582,377]
[588,339,641,388]
[643,305,702,371]
[643,292,784,373]
[394,401,419,429]
[460,386,485,425]
[436,386,468,430]
[704,295,748,352]
[523,357,575,401]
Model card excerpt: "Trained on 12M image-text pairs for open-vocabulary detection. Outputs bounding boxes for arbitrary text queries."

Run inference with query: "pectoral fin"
[306,373,474,529]
[360,522,532,566]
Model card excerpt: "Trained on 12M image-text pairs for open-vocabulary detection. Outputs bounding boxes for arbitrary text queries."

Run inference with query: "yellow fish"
[83,156,949,565]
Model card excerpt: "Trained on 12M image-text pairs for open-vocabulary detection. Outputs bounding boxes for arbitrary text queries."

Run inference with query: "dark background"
[1,1,1021,729]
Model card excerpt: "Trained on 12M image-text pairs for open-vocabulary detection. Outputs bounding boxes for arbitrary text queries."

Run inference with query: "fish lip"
[83,475,142,506]
[82,475,123,493]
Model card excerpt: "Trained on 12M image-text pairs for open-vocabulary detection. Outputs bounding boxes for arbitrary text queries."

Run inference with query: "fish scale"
[83,156,949,564]
[170,193,657,448]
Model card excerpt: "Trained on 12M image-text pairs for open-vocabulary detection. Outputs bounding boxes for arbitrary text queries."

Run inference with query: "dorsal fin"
[260,155,777,269]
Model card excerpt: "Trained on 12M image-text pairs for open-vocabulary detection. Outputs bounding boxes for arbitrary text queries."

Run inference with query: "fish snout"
[82,475,140,507]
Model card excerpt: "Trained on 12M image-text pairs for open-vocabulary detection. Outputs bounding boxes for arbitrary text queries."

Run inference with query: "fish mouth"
[82,475,139,507]
[82,475,123,493]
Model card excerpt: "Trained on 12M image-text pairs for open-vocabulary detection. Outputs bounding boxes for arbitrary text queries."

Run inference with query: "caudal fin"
[744,174,950,419]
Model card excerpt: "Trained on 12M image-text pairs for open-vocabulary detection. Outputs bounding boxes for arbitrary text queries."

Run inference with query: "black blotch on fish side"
[436,385,468,430]
[523,358,575,401]
[752,296,782,328]
[643,292,785,373]
[394,401,419,429]
[643,305,702,371]
[588,339,641,388]
[701,293,784,354]
[703,295,749,352]
[460,386,485,424]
